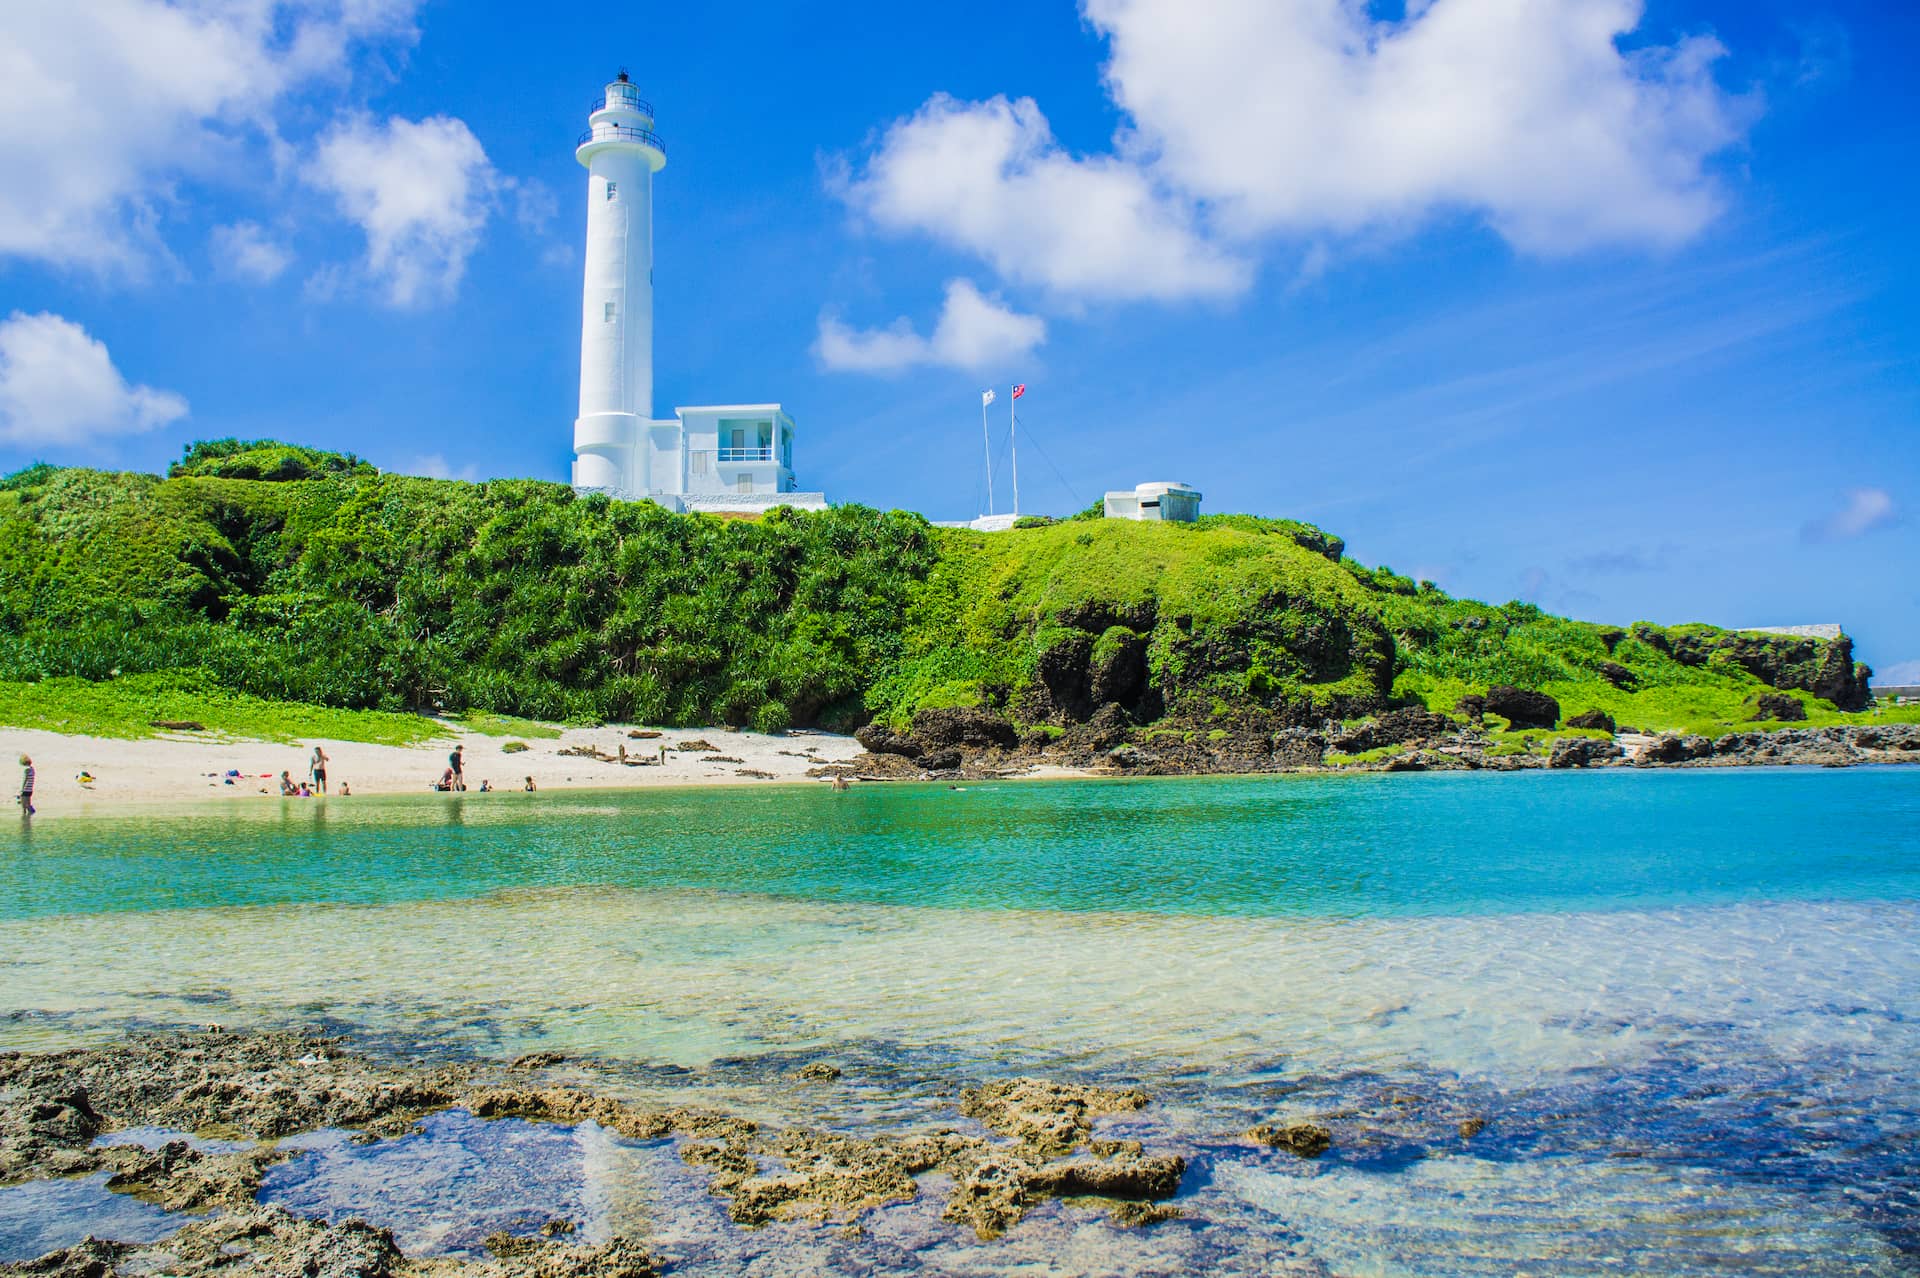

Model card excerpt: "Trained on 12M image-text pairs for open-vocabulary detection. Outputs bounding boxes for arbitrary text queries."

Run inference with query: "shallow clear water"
[2,769,1916,1274]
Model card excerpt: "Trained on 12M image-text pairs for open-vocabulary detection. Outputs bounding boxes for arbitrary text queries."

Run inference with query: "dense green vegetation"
[0,443,1895,744]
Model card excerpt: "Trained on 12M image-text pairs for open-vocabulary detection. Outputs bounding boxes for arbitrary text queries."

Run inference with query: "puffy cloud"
[309,114,496,307]
[1802,488,1896,543]
[0,0,420,274]
[839,95,1247,302]
[1877,659,1920,686]
[837,0,1751,302]
[1090,0,1745,252]
[405,453,478,481]
[0,311,188,448]
[816,279,1046,373]
[210,220,292,282]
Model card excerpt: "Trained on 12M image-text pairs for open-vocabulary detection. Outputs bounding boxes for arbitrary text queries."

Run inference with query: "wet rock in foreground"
[675,1076,1185,1240]
[2,1032,1187,1271]
[1248,1120,1332,1158]
[2,1207,660,1277]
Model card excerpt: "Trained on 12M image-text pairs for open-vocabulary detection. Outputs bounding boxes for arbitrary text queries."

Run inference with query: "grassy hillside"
[0,442,1893,744]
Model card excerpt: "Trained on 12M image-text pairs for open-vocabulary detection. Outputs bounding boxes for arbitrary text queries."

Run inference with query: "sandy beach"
[0,722,872,818]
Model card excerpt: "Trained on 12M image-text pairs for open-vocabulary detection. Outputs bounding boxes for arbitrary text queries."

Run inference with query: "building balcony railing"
[577,125,666,155]
[717,446,777,462]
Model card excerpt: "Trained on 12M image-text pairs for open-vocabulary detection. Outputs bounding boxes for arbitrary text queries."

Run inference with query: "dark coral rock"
[1550,736,1622,768]
[1753,693,1807,722]
[1596,661,1636,689]
[1328,707,1453,754]
[1078,703,1134,752]
[909,707,1018,751]
[853,724,921,758]
[1270,728,1327,767]
[1089,627,1150,709]
[1566,709,1616,732]
[1035,631,1095,720]
[1484,685,1560,729]
[1249,1121,1331,1157]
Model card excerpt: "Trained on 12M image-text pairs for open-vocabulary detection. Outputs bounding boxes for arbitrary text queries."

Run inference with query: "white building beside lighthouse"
[570,74,825,512]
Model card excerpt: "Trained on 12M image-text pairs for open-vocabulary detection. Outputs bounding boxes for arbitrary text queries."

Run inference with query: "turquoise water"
[4,768,1918,919]
[2,768,1917,1275]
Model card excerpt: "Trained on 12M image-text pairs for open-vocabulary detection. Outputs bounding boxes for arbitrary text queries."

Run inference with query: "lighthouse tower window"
[603,302,616,323]
[605,181,617,200]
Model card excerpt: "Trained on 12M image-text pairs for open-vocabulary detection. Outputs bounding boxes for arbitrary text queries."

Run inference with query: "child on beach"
[16,755,33,815]
[523,776,537,791]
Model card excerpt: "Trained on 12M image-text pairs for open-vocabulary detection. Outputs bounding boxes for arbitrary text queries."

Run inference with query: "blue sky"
[1,0,1914,681]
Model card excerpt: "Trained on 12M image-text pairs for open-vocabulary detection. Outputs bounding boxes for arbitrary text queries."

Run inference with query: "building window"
[689,451,709,476]
[603,302,616,323]
[736,474,753,494]
[606,181,617,201]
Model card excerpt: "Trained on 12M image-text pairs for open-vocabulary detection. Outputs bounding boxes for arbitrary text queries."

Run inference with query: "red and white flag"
[1011,384,1026,400]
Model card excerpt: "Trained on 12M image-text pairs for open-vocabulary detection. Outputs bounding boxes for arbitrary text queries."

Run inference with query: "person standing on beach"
[16,755,34,816]
[310,745,329,795]
[449,744,466,792]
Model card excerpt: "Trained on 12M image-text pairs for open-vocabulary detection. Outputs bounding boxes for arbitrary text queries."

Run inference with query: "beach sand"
[1,722,870,818]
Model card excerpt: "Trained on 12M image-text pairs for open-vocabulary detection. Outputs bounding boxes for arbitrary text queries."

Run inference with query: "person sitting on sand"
[297,782,313,797]
[338,782,351,796]
[433,768,454,792]
[478,779,492,793]
[279,771,298,796]
[523,775,537,791]
[17,755,34,816]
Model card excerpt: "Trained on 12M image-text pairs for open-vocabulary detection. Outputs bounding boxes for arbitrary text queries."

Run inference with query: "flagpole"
[1010,385,1020,516]
[981,393,995,516]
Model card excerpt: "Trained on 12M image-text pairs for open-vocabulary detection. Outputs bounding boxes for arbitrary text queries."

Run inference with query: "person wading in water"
[16,755,34,816]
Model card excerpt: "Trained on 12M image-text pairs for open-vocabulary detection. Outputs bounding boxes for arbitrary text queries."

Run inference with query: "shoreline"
[0,723,877,820]
[4,718,1918,820]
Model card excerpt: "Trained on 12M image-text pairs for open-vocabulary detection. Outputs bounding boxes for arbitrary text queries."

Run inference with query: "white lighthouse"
[572,73,664,493]
[569,74,824,513]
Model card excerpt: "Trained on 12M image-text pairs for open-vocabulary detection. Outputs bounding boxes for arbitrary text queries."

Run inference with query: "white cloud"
[0,311,188,448]
[406,453,478,481]
[1876,659,1920,687]
[309,114,496,307]
[0,0,420,274]
[839,95,1247,302]
[210,220,292,282]
[817,280,1046,373]
[837,0,1751,302]
[1802,488,1896,543]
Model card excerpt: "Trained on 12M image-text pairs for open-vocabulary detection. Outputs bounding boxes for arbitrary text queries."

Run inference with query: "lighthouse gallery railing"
[578,124,667,154]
